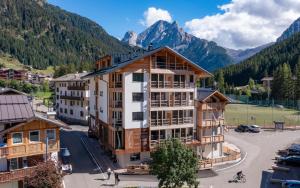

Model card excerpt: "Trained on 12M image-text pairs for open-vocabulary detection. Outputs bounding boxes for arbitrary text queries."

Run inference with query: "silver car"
[248,125,261,133]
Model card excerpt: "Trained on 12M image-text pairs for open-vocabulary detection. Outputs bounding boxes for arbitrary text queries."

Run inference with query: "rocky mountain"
[226,43,274,63]
[277,17,300,42]
[122,20,234,71]
[0,0,132,69]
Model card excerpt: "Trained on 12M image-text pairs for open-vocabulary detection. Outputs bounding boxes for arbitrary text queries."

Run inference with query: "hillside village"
[0,0,300,188]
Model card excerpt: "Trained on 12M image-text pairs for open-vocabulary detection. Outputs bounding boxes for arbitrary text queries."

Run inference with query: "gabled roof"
[52,72,89,82]
[0,95,34,123]
[0,114,70,136]
[82,46,212,79]
[0,88,28,96]
[197,88,230,103]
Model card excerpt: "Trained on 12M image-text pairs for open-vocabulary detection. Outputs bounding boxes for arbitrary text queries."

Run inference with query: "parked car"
[282,180,300,188]
[61,148,72,174]
[235,125,250,132]
[287,144,300,156]
[277,155,300,166]
[248,125,261,133]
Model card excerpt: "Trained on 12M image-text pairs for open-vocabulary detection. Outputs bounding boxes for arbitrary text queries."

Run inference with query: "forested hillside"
[0,0,132,69]
[221,32,300,86]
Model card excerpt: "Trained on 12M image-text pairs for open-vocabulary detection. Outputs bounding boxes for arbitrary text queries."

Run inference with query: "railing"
[198,159,213,169]
[110,82,122,88]
[201,135,224,144]
[0,166,37,183]
[0,142,59,158]
[201,118,225,127]
[150,136,193,148]
[151,81,171,88]
[202,103,224,110]
[112,119,122,128]
[60,95,83,100]
[151,62,192,71]
[67,85,87,90]
[151,100,169,107]
[110,101,122,108]
[150,117,193,127]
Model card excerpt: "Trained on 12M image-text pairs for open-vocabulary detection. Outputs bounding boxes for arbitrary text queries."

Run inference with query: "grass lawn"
[225,104,300,126]
[34,91,53,100]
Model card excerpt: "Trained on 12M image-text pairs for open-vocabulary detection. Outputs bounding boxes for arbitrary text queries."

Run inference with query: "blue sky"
[48,0,300,49]
[48,0,230,39]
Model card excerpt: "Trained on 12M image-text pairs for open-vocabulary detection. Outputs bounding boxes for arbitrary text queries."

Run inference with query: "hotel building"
[84,46,229,168]
[52,72,90,125]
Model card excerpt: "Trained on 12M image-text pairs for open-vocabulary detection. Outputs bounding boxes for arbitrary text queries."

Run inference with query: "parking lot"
[200,129,300,188]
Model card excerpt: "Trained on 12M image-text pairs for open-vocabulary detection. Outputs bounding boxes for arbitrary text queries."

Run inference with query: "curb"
[215,152,248,172]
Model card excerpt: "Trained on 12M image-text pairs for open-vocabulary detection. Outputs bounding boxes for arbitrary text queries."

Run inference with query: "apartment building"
[52,72,90,125]
[0,68,27,81]
[84,46,229,168]
[0,89,69,188]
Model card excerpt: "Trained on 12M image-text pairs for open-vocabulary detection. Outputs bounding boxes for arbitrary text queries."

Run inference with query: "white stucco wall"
[123,71,149,129]
[1,181,18,188]
[89,78,96,117]
[98,75,109,124]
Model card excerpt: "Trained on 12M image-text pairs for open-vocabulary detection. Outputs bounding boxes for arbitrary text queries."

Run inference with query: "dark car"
[281,180,300,188]
[277,156,300,166]
[61,148,72,174]
[287,144,300,156]
[235,125,250,132]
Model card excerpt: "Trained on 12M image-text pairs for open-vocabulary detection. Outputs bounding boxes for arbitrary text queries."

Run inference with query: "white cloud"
[140,7,172,27]
[185,0,300,49]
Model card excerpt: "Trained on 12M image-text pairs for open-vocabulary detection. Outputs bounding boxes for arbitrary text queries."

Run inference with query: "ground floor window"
[10,158,18,170]
[130,153,140,161]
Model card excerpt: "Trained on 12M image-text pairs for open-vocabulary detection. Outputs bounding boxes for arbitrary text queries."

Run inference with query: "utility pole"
[45,137,48,162]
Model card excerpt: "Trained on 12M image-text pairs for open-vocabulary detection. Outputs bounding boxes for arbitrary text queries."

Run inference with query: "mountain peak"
[122,31,137,46]
[277,17,300,42]
[121,20,234,71]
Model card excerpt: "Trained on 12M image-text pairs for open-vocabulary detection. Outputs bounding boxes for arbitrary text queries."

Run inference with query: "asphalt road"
[61,126,300,188]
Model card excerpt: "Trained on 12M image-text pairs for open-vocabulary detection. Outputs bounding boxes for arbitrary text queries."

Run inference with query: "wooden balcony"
[109,82,122,88]
[151,61,192,71]
[110,101,122,108]
[200,119,225,127]
[0,166,36,183]
[150,117,193,127]
[0,141,59,159]
[60,95,84,100]
[67,85,87,90]
[150,136,194,148]
[151,100,194,108]
[201,103,225,110]
[151,81,194,89]
[200,135,224,144]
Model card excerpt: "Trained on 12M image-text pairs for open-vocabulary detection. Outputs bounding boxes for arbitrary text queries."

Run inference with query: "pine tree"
[295,60,300,100]
[216,70,225,93]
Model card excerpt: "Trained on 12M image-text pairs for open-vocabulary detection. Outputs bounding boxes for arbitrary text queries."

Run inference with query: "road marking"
[215,152,248,172]
[80,136,105,179]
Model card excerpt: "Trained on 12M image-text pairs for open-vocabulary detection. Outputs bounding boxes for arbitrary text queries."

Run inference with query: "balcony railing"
[0,141,59,158]
[200,135,224,144]
[110,101,122,108]
[151,62,192,71]
[150,117,193,127]
[60,95,83,100]
[150,136,193,148]
[110,82,122,88]
[0,166,36,183]
[202,103,224,110]
[67,85,87,90]
[151,81,194,89]
[112,119,122,129]
[201,118,225,127]
[151,100,194,107]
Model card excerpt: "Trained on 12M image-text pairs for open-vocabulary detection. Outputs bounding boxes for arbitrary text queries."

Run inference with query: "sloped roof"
[52,72,89,82]
[0,95,34,123]
[0,88,28,96]
[82,46,212,79]
[197,88,230,102]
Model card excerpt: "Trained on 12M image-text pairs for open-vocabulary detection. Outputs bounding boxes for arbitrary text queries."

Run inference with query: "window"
[80,111,84,117]
[12,132,23,144]
[132,73,144,82]
[10,158,18,170]
[60,108,62,113]
[70,109,73,115]
[100,91,103,96]
[132,112,143,121]
[132,93,144,102]
[130,153,140,161]
[100,107,103,113]
[29,131,40,142]
[46,130,56,141]
[190,75,194,83]
[64,109,67,114]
